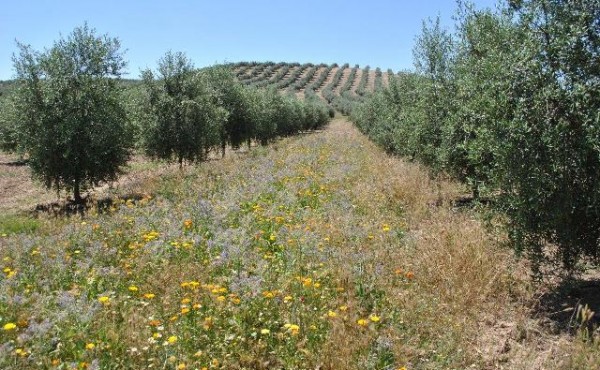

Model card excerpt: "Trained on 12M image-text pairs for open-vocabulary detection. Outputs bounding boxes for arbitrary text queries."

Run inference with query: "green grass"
[0,118,598,369]
[0,214,39,235]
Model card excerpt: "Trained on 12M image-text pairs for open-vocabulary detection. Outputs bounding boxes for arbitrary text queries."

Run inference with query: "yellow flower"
[142,230,160,242]
[216,295,226,302]
[302,277,312,287]
[98,296,110,305]
[181,307,190,314]
[382,224,391,232]
[339,305,348,311]
[181,298,191,304]
[143,293,155,299]
[167,335,178,344]
[357,319,368,327]
[327,310,338,318]
[3,322,17,331]
[85,343,95,350]
[15,348,27,356]
[183,219,193,229]
[284,295,293,303]
[262,291,275,299]
[369,314,381,323]
[177,363,187,370]
[260,328,270,335]
[128,285,139,292]
[4,267,15,278]
[284,323,300,335]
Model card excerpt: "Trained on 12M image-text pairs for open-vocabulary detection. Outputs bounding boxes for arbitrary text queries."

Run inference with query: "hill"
[1,63,394,115]
[227,62,395,114]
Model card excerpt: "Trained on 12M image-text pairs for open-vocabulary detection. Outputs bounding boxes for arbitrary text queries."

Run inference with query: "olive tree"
[141,52,227,166]
[440,7,520,199]
[202,66,253,156]
[412,16,455,168]
[498,0,600,272]
[12,23,132,203]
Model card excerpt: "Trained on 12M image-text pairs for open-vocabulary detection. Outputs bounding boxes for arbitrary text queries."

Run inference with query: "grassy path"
[0,118,596,369]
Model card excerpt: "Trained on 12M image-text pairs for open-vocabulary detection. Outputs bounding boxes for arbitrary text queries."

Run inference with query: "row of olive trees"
[353,0,600,275]
[1,24,331,204]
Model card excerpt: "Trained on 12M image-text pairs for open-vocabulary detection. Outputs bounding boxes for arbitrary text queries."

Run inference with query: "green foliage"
[440,6,520,197]
[411,17,454,168]
[203,66,253,153]
[353,73,425,155]
[496,0,600,272]
[353,1,600,273]
[0,81,18,151]
[245,87,330,145]
[12,23,132,203]
[143,58,331,160]
[355,65,370,96]
[342,65,359,93]
[374,68,383,91]
[274,63,311,90]
[290,64,319,91]
[0,95,21,153]
[141,51,228,165]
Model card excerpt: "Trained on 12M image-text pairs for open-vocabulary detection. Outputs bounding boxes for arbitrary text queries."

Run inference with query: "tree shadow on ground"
[0,159,29,167]
[451,195,494,209]
[31,192,150,217]
[535,276,600,336]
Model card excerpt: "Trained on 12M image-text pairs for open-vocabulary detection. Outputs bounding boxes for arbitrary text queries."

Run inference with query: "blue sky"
[0,0,499,80]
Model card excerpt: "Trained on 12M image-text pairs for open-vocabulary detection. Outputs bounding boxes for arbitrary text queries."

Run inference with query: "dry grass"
[0,118,598,369]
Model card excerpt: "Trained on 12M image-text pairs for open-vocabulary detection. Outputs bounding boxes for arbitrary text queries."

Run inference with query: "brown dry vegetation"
[1,119,598,368]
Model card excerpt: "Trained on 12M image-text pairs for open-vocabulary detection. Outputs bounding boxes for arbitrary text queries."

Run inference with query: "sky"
[0,0,499,80]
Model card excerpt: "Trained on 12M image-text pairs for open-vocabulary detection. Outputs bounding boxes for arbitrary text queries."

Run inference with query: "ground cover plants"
[3,116,599,369]
[1,0,600,368]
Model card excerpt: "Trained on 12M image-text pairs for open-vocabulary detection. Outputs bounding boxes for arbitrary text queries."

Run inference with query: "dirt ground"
[0,153,52,213]
[0,152,174,214]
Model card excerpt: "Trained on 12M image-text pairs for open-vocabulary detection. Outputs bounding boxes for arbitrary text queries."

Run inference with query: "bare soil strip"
[334,66,353,95]
[350,68,363,94]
